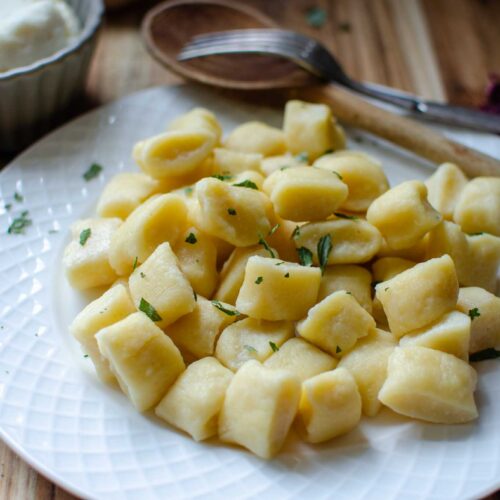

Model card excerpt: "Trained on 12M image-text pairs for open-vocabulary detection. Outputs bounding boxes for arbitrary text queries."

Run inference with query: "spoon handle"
[297,84,500,178]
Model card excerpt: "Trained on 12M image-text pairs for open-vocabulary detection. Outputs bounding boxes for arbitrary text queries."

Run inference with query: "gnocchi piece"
[128,242,195,329]
[283,100,341,161]
[195,178,272,246]
[375,255,459,338]
[376,235,428,262]
[261,154,304,176]
[70,284,135,383]
[366,181,442,250]
[297,291,376,357]
[96,173,161,219]
[426,221,470,284]
[314,151,389,212]
[296,368,362,444]
[264,338,337,383]
[399,311,471,361]
[166,296,239,358]
[173,227,218,298]
[453,177,500,236]
[456,287,500,353]
[109,193,187,275]
[372,257,416,282]
[294,218,382,265]
[463,233,500,293]
[338,329,396,416]
[378,346,478,424]
[224,121,286,157]
[425,162,468,220]
[96,312,185,411]
[262,166,348,222]
[213,148,262,175]
[318,264,373,313]
[133,130,217,179]
[215,318,294,371]
[219,360,300,459]
[155,357,233,441]
[63,217,121,289]
[168,107,222,143]
[236,256,321,321]
[214,245,275,305]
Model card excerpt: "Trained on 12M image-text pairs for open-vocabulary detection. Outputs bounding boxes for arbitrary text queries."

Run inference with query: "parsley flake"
[255,276,264,285]
[14,192,23,202]
[306,7,327,28]
[317,234,332,274]
[83,163,103,181]
[132,256,138,270]
[295,151,309,163]
[233,179,258,190]
[184,186,194,196]
[83,354,89,358]
[284,272,290,278]
[291,225,301,240]
[469,348,500,362]
[211,173,232,181]
[4,204,12,211]
[211,300,240,316]
[139,298,162,321]
[185,232,197,244]
[140,272,146,278]
[468,232,484,236]
[468,308,481,320]
[269,341,279,352]
[336,345,342,354]
[244,345,257,355]
[334,212,358,220]
[7,210,32,234]
[332,171,343,180]
[268,223,280,236]
[275,261,285,266]
[297,247,313,267]
[227,208,237,216]
[258,234,275,258]
[79,228,91,246]
[193,290,198,302]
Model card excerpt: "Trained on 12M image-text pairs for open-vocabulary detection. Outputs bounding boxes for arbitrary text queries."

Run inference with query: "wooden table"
[1,0,499,498]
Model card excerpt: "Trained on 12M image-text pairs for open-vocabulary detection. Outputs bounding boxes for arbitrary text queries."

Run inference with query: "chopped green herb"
[7,210,32,234]
[336,345,342,354]
[83,163,103,181]
[306,6,327,28]
[255,276,263,285]
[233,179,258,190]
[345,291,352,295]
[468,232,484,236]
[185,232,197,244]
[83,354,89,358]
[268,223,280,236]
[385,287,389,292]
[258,234,276,258]
[269,341,279,352]
[297,247,313,267]
[334,212,358,220]
[184,186,193,196]
[4,204,12,211]
[275,261,285,266]
[132,256,138,270]
[338,21,351,32]
[14,192,23,202]
[211,300,240,316]
[139,298,162,321]
[279,165,290,171]
[295,151,309,163]
[227,208,237,216]
[193,290,198,302]
[244,345,257,355]
[211,173,232,181]
[469,348,500,362]
[79,228,91,246]
[317,234,332,274]
[291,225,301,240]
[468,308,481,320]
[140,272,146,278]
[332,171,343,180]
[284,272,290,278]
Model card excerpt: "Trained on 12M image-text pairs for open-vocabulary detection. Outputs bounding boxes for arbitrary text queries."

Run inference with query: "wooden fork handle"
[297,84,500,178]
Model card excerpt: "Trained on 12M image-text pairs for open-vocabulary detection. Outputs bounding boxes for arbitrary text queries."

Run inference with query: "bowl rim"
[0,0,105,82]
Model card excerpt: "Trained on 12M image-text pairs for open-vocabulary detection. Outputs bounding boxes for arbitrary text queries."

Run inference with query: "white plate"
[0,85,499,500]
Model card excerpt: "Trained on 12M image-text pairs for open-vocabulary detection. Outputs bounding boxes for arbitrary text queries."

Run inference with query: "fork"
[178,29,500,134]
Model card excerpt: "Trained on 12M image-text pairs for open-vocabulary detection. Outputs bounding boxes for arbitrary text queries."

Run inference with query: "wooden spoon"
[142,0,500,177]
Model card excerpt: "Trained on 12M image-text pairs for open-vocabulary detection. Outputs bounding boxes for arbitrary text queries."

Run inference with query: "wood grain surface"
[1,0,499,498]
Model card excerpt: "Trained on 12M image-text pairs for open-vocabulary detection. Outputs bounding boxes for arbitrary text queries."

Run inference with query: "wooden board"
[1,0,499,497]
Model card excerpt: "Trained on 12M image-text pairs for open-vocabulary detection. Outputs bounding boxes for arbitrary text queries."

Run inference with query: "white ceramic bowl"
[0,0,104,153]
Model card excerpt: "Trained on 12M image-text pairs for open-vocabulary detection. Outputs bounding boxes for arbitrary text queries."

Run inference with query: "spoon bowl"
[141,0,318,89]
